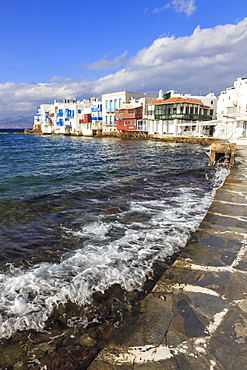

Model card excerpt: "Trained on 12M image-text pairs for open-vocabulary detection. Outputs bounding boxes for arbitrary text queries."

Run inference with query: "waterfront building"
[102,91,157,132]
[33,98,102,135]
[53,100,84,135]
[79,98,103,136]
[115,96,156,132]
[214,77,247,139]
[146,90,215,136]
[34,104,54,134]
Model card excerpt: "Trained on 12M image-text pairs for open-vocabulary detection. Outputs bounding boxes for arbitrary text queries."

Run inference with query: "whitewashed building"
[102,91,157,132]
[214,77,247,139]
[115,96,159,132]
[146,90,216,136]
[34,104,53,134]
[33,98,102,135]
[79,98,102,136]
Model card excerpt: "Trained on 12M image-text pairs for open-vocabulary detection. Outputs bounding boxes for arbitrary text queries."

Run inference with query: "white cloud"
[172,0,196,16]
[0,79,91,118]
[154,4,170,13]
[154,0,196,16]
[1,18,247,119]
[92,18,247,94]
[80,51,129,71]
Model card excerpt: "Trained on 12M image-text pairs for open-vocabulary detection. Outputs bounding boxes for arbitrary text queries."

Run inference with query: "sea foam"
[0,165,229,339]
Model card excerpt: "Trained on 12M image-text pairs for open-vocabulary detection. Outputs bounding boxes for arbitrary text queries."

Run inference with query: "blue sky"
[1,0,247,119]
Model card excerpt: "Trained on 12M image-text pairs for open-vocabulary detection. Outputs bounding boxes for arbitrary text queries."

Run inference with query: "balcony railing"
[116,113,142,119]
[154,113,212,121]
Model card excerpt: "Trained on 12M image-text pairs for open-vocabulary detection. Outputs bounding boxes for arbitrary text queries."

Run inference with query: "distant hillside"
[0,116,33,129]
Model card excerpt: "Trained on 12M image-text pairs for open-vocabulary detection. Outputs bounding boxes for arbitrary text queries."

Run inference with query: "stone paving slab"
[89,146,247,370]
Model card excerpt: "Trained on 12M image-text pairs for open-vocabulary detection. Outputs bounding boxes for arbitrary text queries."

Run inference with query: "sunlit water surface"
[0,132,229,339]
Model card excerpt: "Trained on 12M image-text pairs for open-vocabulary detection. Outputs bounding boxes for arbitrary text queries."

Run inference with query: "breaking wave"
[0,163,229,339]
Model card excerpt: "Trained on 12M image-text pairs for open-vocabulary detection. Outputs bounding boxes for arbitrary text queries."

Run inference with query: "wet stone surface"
[176,298,209,338]
[88,146,247,370]
[208,308,247,370]
[187,293,230,320]
[196,271,232,293]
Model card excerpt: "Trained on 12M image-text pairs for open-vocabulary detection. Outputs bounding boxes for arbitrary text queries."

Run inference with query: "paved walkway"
[89,145,247,370]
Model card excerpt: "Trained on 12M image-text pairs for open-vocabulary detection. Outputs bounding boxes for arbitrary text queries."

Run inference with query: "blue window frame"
[56,118,63,126]
[57,109,63,117]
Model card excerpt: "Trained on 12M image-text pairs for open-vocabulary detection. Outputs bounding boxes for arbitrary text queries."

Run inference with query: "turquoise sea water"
[0,132,228,340]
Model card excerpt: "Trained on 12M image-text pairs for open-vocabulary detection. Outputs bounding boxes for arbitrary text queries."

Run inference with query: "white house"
[34,100,85,135]
[34,104,53,134]
[78,98,102,136]
[101,91,157,132]
[33,98,102,135]
[214,77,247,140]
[53,100,85,135]
[146,90,216,136]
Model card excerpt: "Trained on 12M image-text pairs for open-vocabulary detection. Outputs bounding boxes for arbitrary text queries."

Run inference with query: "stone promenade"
[89,145,247,370]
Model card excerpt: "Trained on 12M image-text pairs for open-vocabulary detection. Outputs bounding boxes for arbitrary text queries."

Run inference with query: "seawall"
[88,145,247,370]
[95,131,222,146]
[25,128,222,146]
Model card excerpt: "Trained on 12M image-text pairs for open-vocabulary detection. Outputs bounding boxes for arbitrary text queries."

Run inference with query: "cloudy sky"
[0,0,247,119]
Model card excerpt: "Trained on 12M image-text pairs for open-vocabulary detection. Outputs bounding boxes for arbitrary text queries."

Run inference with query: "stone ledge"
[89,145,247,370]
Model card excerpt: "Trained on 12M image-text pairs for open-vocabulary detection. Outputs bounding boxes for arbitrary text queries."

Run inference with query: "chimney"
[158,89,164,99]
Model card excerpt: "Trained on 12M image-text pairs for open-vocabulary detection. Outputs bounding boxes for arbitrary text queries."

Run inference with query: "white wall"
[214,77,247,139]
[217,77,247,119]
[34,99,102,135]
[102,91,157,130]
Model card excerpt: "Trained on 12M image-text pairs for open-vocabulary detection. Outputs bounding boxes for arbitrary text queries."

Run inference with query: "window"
[227,107,237,114]
[57,108,63,117]
[114,99,118,110]
[105,100,109,110]
[119,98,122,108]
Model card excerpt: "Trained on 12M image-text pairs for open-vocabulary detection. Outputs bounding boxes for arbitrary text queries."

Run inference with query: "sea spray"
[0,134,230,367]
[0,167,229,340]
